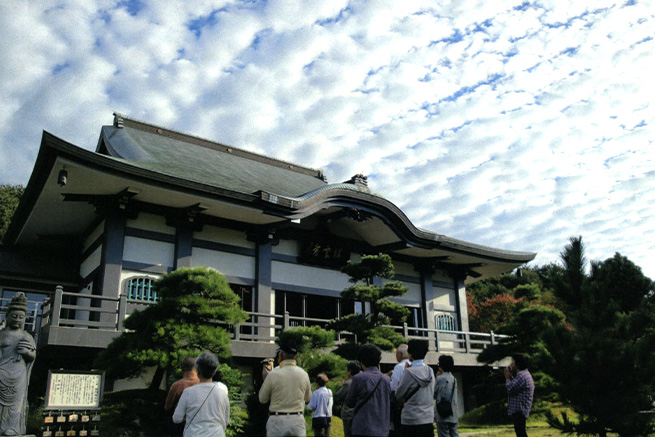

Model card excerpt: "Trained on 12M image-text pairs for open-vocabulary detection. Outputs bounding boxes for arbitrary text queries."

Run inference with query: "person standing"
[308,373,333,437]
[173,351,230,437]
[395,340,435,437]
[165,356,200,436]
[434,355,458,437]
[390,344,410,391]
[335,360,362,437]
[389,344,409,437]
[0,293,37,436]
[345,344,391,437]
[259,340,312,437]
[505,354,534,437]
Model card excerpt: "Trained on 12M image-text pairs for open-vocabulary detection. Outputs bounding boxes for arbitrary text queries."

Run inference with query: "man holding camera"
[259,340,312,437]
[505,354,534,437]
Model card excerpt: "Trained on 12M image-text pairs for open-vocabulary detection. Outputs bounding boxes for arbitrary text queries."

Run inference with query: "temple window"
[436,313,457,331]
[125,277,159,302]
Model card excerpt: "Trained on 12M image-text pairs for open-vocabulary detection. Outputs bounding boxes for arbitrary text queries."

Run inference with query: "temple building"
[0,113,535,412]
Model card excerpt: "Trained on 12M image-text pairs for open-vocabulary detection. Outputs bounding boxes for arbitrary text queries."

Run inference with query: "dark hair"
[438,355,454,372]
[347,360,362,376]
[512,353,530,370]
[316,373,328,387]
[407,339,429,360]
[181,356,196,373]
[195,351,219,379]
[357,344,382,368]
[277,339,298,359]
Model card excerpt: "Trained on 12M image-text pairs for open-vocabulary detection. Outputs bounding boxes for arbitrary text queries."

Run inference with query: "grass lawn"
[304,412,345,437]
[310,415,578,437]
[460,424,568,436]
[30,389,636,437]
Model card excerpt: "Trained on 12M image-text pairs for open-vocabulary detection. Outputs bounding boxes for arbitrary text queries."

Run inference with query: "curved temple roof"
[5,113,535,282]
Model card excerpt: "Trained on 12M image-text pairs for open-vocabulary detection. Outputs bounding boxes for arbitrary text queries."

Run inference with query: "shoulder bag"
[352,377,383,419]
[186,384,216,428]
[436,378,456,418]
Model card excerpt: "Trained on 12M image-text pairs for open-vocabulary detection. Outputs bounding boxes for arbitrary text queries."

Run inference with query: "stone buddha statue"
[0,292,37,436]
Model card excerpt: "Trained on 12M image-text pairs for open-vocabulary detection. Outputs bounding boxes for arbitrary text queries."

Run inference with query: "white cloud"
[1,0,654,279]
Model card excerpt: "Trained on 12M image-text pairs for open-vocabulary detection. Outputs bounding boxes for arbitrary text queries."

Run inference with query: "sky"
[1,0,654,279]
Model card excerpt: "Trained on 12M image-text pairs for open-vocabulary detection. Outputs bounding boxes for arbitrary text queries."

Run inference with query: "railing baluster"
[117,294,128,330]
[52,286,63,327]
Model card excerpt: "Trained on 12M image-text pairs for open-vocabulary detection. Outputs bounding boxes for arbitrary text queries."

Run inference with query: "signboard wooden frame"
[44,370,105,410]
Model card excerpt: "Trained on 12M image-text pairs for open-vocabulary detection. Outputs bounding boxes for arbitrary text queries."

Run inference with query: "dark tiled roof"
[98,114,328,198]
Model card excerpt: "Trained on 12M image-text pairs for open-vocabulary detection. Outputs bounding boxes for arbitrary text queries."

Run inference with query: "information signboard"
[44,370,104,410]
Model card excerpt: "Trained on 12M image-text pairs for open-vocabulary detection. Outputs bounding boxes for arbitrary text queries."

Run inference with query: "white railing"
[38,286,508,354]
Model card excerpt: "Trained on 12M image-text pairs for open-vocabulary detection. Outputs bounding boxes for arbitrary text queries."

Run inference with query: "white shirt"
[173,382,230,437]
[308,386,333,418]
[390,358,410,392]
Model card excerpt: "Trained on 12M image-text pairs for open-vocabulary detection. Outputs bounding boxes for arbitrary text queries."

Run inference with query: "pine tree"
[328,253,409,350]
[95,266,249,388]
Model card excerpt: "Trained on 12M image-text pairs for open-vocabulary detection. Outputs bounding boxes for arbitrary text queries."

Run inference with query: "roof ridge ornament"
[346,174,368,187]
[113,112,124,128]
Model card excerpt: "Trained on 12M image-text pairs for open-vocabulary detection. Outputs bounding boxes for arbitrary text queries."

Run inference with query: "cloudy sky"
[1,0,654,279]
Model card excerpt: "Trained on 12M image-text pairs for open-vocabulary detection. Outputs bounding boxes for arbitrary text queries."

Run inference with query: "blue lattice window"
[125,277,159,302]
[436,313,456,331]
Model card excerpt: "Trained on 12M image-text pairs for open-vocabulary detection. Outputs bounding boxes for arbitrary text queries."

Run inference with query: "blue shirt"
[345,367,391,436]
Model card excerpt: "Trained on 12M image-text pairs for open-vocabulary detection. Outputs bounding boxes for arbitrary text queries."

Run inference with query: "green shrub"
[333,342,360,360]
[227,405,248,437]
[298,348,348,380]
[460,400,510,426]
[278,326,336,351]
[368,326,406,351]
[100,389,170,436]
[243,389,268,437]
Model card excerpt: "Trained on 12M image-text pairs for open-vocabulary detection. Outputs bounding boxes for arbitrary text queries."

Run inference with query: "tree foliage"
[277,325,336,352]
[468,293,526,333]
[467,263,563,334]
[545,239,655,436]
[476,236,655,436]
[0,184,24,241]
[95,267,249,388]
[327,253,409,350]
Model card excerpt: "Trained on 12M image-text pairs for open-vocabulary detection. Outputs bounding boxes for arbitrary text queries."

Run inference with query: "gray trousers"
[437,421,459,437]
[266,415,306,437]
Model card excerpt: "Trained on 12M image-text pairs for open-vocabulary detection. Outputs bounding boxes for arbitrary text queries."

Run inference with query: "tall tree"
[554,236,587,311]
[531,238,654,436]
[327,253,409,350]
[0,184,24,241]
[95,267,249,389]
